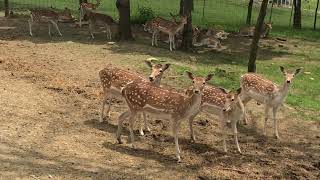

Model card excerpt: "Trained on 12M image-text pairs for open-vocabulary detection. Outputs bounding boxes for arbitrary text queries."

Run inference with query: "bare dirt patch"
[0,16,319,179]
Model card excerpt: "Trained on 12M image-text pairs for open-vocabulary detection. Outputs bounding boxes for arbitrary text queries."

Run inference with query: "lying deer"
[193,28,229,48]
[28,8,72,37]
[152,16,188,51]
[99,61,170,135]
[240,66,301,139]
[82,8,115,40]
[186,85,244,153]
[79,0,101,27]
[239,22,272,38]
[117,71,213,162]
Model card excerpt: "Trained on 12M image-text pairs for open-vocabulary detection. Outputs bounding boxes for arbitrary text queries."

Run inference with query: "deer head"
[186,71,213,94]
[145,60,171,84]
[223,88,242,112]
[280,66,301,84]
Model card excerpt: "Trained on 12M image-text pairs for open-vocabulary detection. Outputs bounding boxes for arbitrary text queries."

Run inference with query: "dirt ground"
[0,16,319,180]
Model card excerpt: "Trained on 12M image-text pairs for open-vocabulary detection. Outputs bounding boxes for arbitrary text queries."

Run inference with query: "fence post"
[202,0,206,21]
[4,0,9,17]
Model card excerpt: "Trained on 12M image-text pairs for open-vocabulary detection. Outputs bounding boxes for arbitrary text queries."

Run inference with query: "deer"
[79,0,101,27]
[84,10,115,40]
[239,66,302,139]
[117,71,213,162]
[28,8,72,37]
[193,28,229,48]
[99,61,170,135]
[186,85,244,153]
[239,22,272,38]
[151,16,188,51]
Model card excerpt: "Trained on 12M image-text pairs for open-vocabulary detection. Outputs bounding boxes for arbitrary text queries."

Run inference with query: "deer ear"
[185,71,194,80]
[295,68,302,75]
[205,73,214,82]
[236,87,242,95]
[145,60,153,68]
[280,66,285,74]
[162,64,171,71]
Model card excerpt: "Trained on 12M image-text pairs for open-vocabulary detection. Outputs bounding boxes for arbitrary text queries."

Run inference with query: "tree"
[314,0,320,30]
[116,0,133,40]
[293,0,302,29]
[4,0,9,17]
[246,0,254,25]
[248,0,269,72]
[180,0,194,50]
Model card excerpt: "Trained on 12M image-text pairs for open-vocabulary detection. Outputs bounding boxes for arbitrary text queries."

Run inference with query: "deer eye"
[203,82,206,85]
[192,81,195,83]
[159,70,163,73]
[231,99,234,101]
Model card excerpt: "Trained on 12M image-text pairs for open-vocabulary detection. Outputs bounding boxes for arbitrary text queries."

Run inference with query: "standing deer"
[240,66,301,139]
[186,86,244,153]
[28,8,71,37]
[118,72,213,162]
[99,61,170,135]
[151,16,187,51]
[79,0,101,27]
[85,10,115,40]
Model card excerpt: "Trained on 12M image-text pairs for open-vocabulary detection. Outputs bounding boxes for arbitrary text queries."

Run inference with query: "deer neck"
[153,76,162,87]
[277,80,291,100]
[173,21,186,33]
[183,92,202,117]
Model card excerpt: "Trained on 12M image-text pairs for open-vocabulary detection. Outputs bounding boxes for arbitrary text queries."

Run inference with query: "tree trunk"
[293,0,302,29]
[116,0,133,40]
[314,0,320,30]
[248,0,269,72]
[246,0,254,25]
[180,0,194,50]
[4,0,9,17]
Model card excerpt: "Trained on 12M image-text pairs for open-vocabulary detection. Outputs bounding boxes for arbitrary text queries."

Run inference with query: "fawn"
[118,71,213,162]
[239,22,272,38]
[240,66,301,139]
[79,0,101,27]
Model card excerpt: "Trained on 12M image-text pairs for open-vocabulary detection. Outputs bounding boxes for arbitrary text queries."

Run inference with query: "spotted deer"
[28,8,71,37]
[79,0,101,27]
[117,72,213,162]
[186,85,244,153]
[152,16,187,51]
[240,66,302,139]
[99,61,170,135]
[239,22,272,38]
[85,10,115,40]
[193,28,229,48]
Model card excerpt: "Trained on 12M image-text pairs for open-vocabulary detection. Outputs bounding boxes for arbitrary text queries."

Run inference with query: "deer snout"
[287,80,291,83]
[149,76,154,82]
[194,90,200,94]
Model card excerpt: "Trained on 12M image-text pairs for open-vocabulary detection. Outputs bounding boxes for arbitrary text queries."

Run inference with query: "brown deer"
[186,85,244,153]
[239,22,272,38]
[117,72,213,162]
[86,11,115,40]
[28,8,71,37]
[240,66,301,139]
[151,16,188,51]
[79,0,101,27]
[99,61,170,135]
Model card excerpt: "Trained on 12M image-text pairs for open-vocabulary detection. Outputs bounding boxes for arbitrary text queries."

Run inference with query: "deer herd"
[26,0,273,51]
[24,1,301,163]
[99,60,301,162]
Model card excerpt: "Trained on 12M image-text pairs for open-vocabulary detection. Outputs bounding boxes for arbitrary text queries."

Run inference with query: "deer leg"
[108,26,112,40]
[128,112,137,147]
[139,112,150,136]
[231,119,241,153]
[116,110,131,144]
[50,20,62,36]
[172,35,176,50]
[169,35,173,51]
[221,114,227,152]
[152,31,156,46]
[272,106,280,139]
[79,7,83,28]
[89,21,94,39]
[155,31,159,46]
[264,105,270,136]
[48,23,51,37]
[172,119,181,162]
[188,115,196,142]
[28,18,33,36]
[240,94,251,125]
